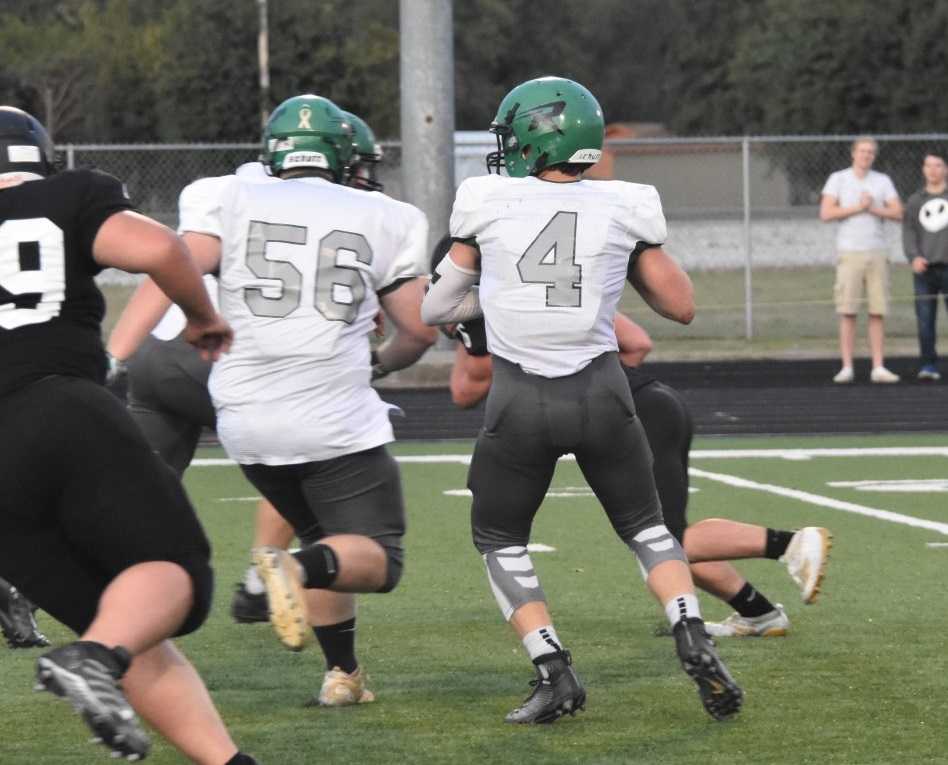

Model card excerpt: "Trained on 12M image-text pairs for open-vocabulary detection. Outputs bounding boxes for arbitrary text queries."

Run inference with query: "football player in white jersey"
[227,109,393,630]
[422,77,743,724]
[178,94,436,706]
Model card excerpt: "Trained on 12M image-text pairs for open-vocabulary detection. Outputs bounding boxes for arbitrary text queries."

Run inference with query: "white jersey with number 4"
[178,174,428,465]
[450,174,666,378]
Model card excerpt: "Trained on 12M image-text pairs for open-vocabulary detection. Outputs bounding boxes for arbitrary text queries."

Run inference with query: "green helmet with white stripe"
[486,76,604,178]
[263,94,353,181]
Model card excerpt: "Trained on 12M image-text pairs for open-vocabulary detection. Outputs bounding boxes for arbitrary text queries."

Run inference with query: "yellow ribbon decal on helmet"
[298,106,312,130]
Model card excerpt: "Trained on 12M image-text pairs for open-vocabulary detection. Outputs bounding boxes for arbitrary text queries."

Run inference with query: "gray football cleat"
[35,641,150,760]
[505,651,586,724]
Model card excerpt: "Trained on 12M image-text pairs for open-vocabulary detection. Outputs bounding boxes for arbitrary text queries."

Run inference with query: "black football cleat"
[230,582,270,624]
[35,641,150,761]
[0,581,50,649]
[505,651,586,724]
[673,617,744,721]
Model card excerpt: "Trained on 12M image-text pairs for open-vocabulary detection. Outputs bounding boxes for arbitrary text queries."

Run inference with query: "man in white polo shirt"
[820,136,903,383]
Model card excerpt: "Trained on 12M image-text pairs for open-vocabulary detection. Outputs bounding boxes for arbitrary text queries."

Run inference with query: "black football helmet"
[0,106,58,176]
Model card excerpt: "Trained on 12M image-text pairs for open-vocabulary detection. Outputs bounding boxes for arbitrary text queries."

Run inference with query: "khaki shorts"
[834,249,890,315]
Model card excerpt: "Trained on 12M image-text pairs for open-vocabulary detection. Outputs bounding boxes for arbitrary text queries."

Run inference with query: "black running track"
[382,356,948,440]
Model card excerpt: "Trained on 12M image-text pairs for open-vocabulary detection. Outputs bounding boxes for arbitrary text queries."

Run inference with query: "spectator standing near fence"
[902,151,948,381]
[820,137,903,383]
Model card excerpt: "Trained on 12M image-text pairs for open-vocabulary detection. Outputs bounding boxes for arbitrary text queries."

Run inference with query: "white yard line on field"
[192,445,948,469]
[193,450,948,536]
[827,479,948,492]
[689,466,948,536]
[689,446,948,460]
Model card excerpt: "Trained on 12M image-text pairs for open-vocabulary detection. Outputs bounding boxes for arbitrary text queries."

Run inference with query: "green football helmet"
[342,110,384,191]
[486,77,604,178]
[263,94,353,181]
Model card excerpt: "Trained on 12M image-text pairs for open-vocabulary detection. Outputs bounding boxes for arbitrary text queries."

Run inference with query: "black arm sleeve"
[627,241,663,281]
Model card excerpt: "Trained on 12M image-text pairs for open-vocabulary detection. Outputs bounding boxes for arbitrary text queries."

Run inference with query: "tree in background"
[454,0,669,131]
[265,0,399,138]
[2,1,948,142]
[661,0,759,136]
[0,5,93,140]
[153,0,259,141]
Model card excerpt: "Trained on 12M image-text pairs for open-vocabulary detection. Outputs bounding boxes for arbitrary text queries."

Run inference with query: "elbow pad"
[421,257,482,324]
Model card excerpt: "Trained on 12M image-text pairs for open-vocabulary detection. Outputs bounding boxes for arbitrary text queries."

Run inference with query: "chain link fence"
[67,135,948,349]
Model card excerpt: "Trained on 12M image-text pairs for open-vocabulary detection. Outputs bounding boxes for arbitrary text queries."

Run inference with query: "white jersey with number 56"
[178,174,428,465]
[450,174,666,378]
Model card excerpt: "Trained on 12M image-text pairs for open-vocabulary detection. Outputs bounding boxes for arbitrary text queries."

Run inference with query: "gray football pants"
[469,352,664,553]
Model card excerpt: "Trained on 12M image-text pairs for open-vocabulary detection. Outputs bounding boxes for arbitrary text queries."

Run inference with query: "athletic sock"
[293,544,339,588]
[664,593,702,628]
[522,625,564,662]
[765,528,795,560]
[313,617,358,674]
[728,581,777,618]
[223,753,259,765]
[243,564,265,595]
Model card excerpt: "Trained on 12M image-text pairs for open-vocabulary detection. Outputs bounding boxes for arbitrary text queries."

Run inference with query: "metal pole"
[257,0,270,131]
[66,145,75,170]
[399,0,455,253]
[742,136,753,340]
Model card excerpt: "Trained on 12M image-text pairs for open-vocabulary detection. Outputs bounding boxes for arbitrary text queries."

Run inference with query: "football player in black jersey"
[0,106,258,764]
[430,236,831,639]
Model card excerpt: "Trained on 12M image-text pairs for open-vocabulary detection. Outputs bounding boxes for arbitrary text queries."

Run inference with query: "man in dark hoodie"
[903,151,948,381]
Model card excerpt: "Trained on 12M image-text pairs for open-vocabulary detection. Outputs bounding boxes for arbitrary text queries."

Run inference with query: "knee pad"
[483,546,547,621]
[376,546,404,594]
[172,554,214,637]
[627,525,687,575]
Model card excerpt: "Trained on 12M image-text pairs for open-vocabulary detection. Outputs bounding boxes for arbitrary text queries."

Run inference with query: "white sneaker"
[832,366,854,383]
[316,666,376,706]
[251,546,310,651]
[705,605,790,637]
[780,527,832,603]
[870,366,900,383]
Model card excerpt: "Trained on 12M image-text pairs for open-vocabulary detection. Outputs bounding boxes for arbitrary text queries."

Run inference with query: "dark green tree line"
[1,0,947,142]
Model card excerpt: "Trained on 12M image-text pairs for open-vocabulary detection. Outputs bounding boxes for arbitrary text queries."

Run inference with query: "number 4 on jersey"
[517,211,581,307]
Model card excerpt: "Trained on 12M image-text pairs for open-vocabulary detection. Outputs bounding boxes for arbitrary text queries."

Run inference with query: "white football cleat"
[705,604,790,637]
[251,546,310,651]
[316,666,375,706]
[781,527,832,603]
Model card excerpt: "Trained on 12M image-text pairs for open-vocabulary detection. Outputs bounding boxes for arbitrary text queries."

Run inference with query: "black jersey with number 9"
[0,169,133,396]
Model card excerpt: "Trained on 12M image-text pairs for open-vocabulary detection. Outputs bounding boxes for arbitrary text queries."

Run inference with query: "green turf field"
[3,432,947,764]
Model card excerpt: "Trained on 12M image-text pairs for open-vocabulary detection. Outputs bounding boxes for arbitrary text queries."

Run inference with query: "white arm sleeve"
[421,256,482,325]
